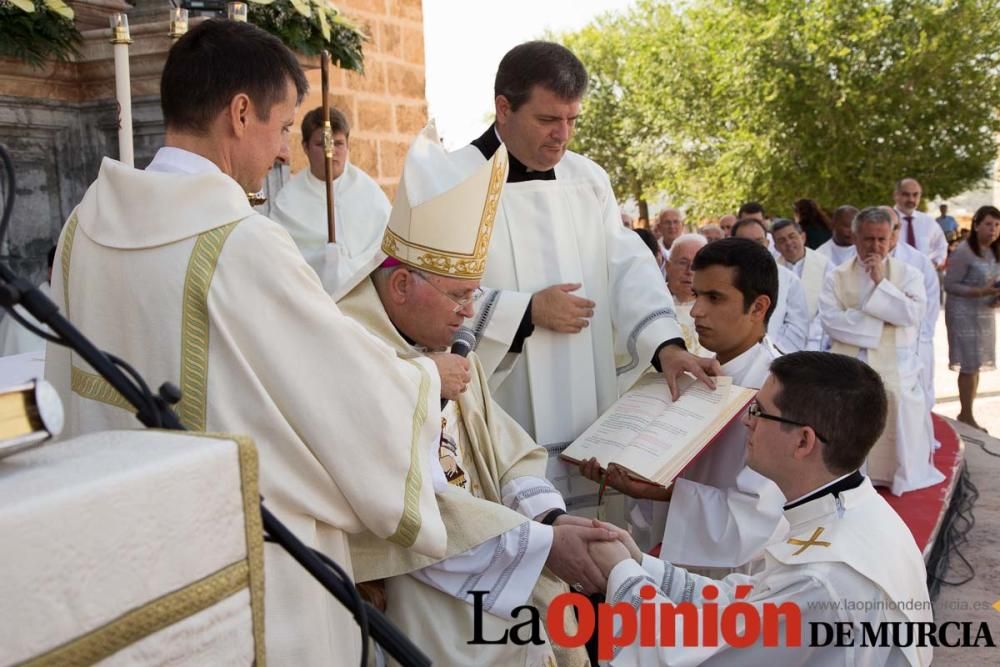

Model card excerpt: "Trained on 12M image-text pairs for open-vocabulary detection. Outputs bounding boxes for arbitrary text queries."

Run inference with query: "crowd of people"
[6,16,1000,667]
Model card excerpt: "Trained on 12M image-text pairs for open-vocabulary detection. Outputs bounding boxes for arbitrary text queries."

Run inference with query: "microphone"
[442,327,477,410]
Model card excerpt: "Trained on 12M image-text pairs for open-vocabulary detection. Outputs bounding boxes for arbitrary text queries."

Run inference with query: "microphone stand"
[0,152,429,667]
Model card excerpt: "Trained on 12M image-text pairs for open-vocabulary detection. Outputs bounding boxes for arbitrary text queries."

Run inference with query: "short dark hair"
[161,19,309,133]
[495,41,588,111]
[832,205,859,224]
[769,352,888,475]
[968,205,1000,261]
[301,105,350,143]
[731,217,768,238]
[633,228,659,259]
[737,201,765,218]
[770,218,802,235]
[691,237,778,325]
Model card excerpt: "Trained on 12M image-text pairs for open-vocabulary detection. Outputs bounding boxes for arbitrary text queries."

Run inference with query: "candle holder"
[109,12,132,45]
[169,7,189,39]
[227,1,248,22]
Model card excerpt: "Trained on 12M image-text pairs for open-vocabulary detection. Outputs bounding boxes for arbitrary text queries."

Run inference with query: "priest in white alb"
[819,207,944,495]
[590,353,933,666]
[772,218,832,350]
[338,123,618,666]
[43,21,446,666]
[452,41,718,518]
[269,105,391,297]
[581,239,787,574]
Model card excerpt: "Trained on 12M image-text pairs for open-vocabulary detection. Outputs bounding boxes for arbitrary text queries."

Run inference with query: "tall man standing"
[893,177,948,269]
[453,41,717,513]
[819,207,944,495]
[44,21,446,666]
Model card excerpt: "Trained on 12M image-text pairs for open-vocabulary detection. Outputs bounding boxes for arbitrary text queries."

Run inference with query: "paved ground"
[926,310,1000,664]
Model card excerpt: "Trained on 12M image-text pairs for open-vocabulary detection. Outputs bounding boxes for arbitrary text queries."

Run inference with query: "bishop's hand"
[545,523,619,595]
[428,352,471,400]
[532,283,596,333]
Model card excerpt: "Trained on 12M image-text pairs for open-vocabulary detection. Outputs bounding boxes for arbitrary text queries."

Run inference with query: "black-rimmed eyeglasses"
[747,400,827,442]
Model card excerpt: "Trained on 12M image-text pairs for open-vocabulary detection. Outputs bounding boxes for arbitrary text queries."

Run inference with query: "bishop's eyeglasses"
[747,400,828,442]
[410,270,485,313]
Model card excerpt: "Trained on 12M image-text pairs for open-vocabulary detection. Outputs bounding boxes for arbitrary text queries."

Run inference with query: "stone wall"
[0,0,427,284]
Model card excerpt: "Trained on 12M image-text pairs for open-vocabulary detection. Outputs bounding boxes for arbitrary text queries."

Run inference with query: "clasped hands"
[545,513,642,595]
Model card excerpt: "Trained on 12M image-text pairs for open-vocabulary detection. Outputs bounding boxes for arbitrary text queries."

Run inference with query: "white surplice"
[767,265,809,353]
[778,248,832,350]
[895,208,948,267]
[269,163,391,298]
[45,149,447,667]
[0,281,52,357]
[453,139,683,516]
[605,478,933,666]
[815,239,857,268]
[892,242,940,412]
[819,258,944,495]
[657,339,787,570]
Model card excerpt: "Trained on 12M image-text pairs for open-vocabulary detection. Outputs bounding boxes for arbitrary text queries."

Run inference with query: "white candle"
[110,14,134,168]
[227,2,248,22]
[169,7,188,40]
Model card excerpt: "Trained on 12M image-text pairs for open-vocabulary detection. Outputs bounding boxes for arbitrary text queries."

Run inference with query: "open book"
[560,373,755,487]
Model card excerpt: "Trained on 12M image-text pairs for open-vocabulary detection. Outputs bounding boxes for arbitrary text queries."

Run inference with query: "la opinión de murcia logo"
[467,587,998,660]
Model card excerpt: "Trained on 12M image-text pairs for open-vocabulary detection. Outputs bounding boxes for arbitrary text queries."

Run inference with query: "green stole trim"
[64,217,243,428]
[386,358,431,549]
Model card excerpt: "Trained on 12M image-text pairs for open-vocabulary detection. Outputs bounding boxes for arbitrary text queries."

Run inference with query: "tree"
[562,0,1000,217]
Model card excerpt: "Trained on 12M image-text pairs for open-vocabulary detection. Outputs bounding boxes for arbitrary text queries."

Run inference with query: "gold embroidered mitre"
[381,122,509,279]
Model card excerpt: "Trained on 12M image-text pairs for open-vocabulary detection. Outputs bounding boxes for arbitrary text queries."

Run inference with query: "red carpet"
[876,414,965,560]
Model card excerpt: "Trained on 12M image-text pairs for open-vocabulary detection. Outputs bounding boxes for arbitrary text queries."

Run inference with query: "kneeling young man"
[590,352,933,666]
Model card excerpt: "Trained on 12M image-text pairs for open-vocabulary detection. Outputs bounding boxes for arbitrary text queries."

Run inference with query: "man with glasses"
[820,207,943,495]
[338,124,610,666]
[580,239,788,575]
[588,353,933,666]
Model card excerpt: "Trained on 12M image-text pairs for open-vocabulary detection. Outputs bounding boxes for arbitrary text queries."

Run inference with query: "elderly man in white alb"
[819,207,944,495]
[772,218,832,350]
[453,41,717,519]
[816,205,859,268]
[589,352,933,667]
[339,124,612,666]
[893,177,948,270]
[732,217,810,352]
[269,105,391,296]
[664,233,708,356]
[44,21,446,666]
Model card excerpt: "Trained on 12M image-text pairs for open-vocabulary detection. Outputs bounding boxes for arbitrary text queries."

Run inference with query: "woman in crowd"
[944,205,1000,431]
[793,197,833,249]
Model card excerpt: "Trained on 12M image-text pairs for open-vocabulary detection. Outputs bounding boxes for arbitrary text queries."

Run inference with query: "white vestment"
[767,265,809,353]
[819,258,944,495]
[778,249,832,350]
[815,239,857,268]
[605,478,933,666]
[454,137,683,516]
[895,208,948,267]
[0,281,52,357]
[269,163,391,298]
[45,149,447,667]
[892,242,940,412]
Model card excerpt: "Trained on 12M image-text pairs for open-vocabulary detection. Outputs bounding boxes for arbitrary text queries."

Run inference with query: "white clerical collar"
[719,340,765,381]
[782,470,857,508]
[305,163,349,187]
[146,147,222,176]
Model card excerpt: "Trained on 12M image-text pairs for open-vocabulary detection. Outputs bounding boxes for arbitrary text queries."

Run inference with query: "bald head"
[893,178,922,214]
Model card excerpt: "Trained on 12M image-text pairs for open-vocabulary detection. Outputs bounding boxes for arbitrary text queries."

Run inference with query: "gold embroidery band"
[23,561,250,667]
[71,366,132,412]
[59,212,80,318]
[386,358,430,548]
[178,221,241,431]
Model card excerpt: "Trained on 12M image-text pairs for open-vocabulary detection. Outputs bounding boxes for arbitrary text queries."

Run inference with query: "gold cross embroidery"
[787,527,832,555]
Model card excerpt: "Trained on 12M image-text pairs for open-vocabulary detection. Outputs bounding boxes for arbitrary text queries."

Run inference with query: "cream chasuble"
[269,163,391,297]
[605,479,933,666]
[819,258,944,495]
[453,140,683,516]
[779,248,831,350]
[45,152,447,667]
[339,278,589,667]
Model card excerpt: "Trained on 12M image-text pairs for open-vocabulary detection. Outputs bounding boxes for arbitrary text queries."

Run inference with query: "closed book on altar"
[0,430,264,666]
[560,373,754,487]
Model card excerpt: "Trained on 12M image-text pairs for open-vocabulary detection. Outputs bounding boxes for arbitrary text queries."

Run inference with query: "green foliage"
[0,2,81,68]
[562,0,1000,217]
[248,1,366,72]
